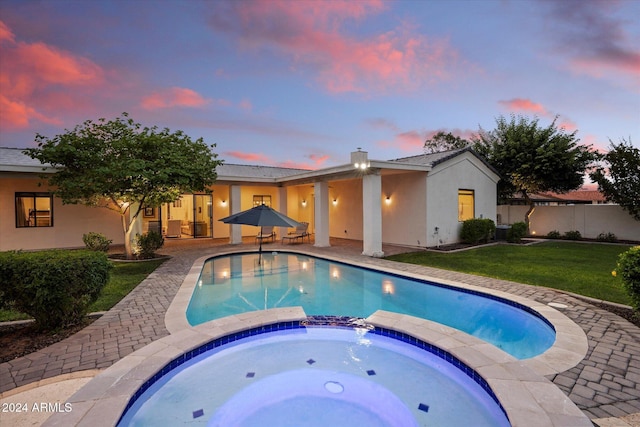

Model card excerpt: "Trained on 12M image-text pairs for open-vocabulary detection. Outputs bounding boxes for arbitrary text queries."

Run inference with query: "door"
[193,194,213,238]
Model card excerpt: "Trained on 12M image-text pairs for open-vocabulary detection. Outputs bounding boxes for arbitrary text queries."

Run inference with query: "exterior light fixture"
[301,199,307,207]
[332,198,338,206]
[220,199,227,207]
[385,196,391,205]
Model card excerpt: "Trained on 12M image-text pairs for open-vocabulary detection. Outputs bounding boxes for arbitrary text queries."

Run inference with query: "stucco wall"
[0,176,123,251]
[327,179,364,240]
[425,153,499,247]
[381,172,427,246]
[497,204,640,241]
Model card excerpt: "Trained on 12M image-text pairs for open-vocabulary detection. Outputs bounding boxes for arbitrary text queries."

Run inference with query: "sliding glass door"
[159,193,212,238]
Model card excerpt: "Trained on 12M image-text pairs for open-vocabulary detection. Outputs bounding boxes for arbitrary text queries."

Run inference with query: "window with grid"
[16,192,53,227]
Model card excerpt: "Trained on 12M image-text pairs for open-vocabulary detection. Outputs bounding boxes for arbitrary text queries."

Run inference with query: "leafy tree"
[590,138,640,221]
[424,131,469,153]
[25,113,222,258]
[471,115,596,232]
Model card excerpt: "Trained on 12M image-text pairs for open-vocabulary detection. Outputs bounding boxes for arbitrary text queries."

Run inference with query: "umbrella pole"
[258,226,263,265]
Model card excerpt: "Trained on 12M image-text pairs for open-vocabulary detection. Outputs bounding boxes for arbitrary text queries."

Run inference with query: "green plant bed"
[386,241,634,306]
[0,258,166,322]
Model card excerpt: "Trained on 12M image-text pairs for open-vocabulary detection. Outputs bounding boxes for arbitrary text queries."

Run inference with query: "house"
[1,147,500,256]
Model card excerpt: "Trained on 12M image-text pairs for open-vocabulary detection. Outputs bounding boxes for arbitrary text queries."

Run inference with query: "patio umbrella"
[219,204,303,263]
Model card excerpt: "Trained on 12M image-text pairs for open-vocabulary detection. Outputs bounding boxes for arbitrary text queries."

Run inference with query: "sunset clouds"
[141,87,210,110]
[0,20,103,130]
[0,0,637,166]
[542,0,640,89]
[210,0,461,94]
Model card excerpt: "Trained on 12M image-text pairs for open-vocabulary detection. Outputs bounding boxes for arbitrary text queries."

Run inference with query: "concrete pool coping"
[42,307,592,427]
[164,248,589,377]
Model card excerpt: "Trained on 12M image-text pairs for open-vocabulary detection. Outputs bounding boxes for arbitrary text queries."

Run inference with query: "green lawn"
[0,258,166,322]
[386,241,633,305]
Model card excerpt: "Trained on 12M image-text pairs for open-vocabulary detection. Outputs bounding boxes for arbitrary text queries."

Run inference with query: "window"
[16,192,53,227]
[253,195,271,207]
[458,189,474,222]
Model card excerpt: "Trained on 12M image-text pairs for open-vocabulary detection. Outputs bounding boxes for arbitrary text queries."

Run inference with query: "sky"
[1,0,639,170]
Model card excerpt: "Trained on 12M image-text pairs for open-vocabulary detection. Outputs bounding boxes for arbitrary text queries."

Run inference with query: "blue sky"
[1,0,638,169]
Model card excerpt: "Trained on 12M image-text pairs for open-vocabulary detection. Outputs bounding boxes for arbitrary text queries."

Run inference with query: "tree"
[471,115,596,232]
[424,131,469,153]
[590,138,640,221]
[25,113,222,258]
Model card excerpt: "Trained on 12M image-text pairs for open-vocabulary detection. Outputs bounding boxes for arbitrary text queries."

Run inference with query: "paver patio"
[1,238,638,424]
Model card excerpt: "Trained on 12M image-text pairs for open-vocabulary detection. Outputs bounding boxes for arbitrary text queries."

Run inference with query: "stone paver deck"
[1,238,639,424]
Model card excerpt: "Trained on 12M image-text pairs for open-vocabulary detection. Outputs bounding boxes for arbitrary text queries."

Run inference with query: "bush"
[460,218,496,244]
[546,230,562,239]
[615,246,640,311]
[507,222,527,243]
[0,250,112,330]
[134,231,164,259]
[82,232,113,252]
[597,232,618,243]
[564,230,582,240]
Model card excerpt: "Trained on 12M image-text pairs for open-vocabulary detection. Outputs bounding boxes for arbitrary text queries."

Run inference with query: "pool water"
[186,253,555,359]
[118,327,511,427]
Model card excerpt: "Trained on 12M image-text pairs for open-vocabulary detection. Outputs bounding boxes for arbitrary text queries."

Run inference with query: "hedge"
[0,250,112,330]
[460,218,496,244]
[615,246,640,311]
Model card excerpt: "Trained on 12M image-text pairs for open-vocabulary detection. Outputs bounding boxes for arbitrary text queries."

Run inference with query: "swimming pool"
[186,252,555,359]
[117,324,510,427]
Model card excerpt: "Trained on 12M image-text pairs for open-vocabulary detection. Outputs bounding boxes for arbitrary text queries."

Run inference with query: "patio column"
[276,187,288,239]
[314,181,330,247]
[362,171,384,257]
[229,185,242,244]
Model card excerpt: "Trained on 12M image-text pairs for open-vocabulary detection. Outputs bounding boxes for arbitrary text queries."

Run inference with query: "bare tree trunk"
[523,191,535,235]
[120,212,134,259]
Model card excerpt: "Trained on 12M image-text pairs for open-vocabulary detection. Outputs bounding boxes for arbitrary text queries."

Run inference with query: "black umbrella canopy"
[219,204,303,264]
[219,204,302,228]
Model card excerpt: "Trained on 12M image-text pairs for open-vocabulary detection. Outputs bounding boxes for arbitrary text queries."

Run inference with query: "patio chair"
[282,222,310,244]
[256,226,276,244]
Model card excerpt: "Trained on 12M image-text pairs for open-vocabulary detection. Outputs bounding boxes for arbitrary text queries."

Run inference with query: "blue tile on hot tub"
[418,403,429,413]
[246,372,255,378]
[367,370,376,376]
[193,409,204,418]
[306,358,316,365]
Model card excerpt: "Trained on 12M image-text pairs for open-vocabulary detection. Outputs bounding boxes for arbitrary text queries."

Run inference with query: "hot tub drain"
[324,381,344,394]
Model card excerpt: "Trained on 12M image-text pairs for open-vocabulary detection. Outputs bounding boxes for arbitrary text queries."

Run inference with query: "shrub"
[564,230,582,240]
[507,222,527,243]
[0,250,112,330]
[614,246,640,311]
[546,230,562,239]
[82,232,113,252]
[597,232,618,243]
[134,231,164,259]
[460,218,496,244]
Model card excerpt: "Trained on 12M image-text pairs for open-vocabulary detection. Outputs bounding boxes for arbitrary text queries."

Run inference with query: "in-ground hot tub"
[118,323,510,427]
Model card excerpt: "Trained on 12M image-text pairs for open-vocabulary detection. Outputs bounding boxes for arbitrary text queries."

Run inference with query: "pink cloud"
[0,95,62,130]
[238,99,253,111]
[211,1,462,94]
[371,119,475,152]
[307,153,329,167]
[141,87,210,110]
[499,98,549,115]
[224,151,272,164]
[0,20,104,130]
[0,20,15,43]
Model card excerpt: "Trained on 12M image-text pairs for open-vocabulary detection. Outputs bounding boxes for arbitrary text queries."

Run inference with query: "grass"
[0,258,166,322]
[386,241,633,306]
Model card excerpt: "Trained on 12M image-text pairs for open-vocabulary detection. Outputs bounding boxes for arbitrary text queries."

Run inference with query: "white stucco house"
[1,147,500,256]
